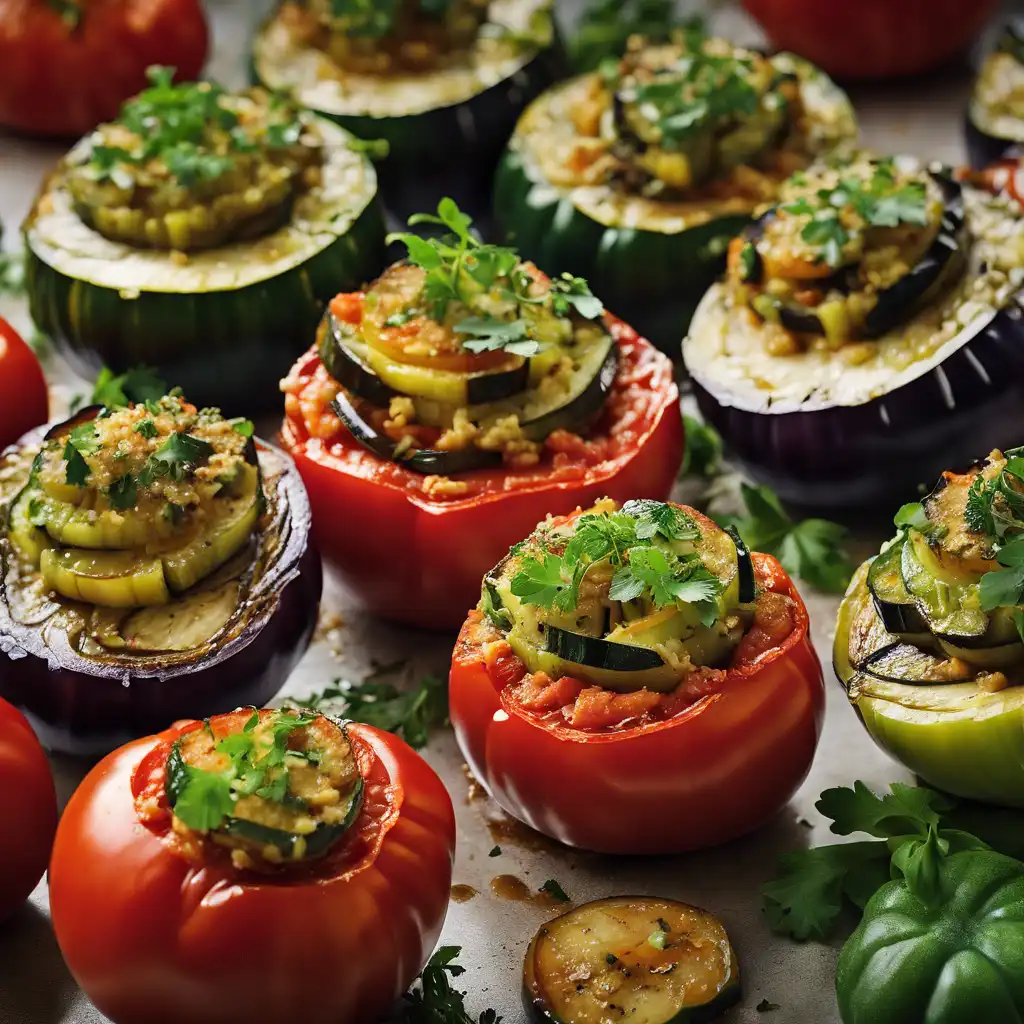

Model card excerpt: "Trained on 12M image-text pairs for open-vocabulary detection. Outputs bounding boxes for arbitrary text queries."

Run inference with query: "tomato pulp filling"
[472,566,798,733]
[281,316,675,504]
[133,710,400,881]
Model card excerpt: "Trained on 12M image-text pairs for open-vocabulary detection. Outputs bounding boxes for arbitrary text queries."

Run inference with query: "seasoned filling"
[289,0,491,72]
[727,157,955,349]
[163,709,363,870]
[306,200,615,469]
[513,31,853,232]
[851,449,1024,692]
[971,26,1024,142]
[66,68,324,252]
[9,394,260,613]
[472,499,796,731]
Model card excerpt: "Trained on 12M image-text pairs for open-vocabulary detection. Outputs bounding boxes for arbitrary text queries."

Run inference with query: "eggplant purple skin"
[688,295,1024,510]
[0,428,322,757]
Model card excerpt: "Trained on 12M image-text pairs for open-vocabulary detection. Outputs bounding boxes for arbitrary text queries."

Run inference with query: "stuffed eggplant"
[966,22,1024,169]
[684,154,1024,508]
[0,394,321,755]
[493,31,856,351]
[449,499,825,853]
[279,199,682,629]
[251,0,564,219]
[24,68,387,414]
[835,450,1024,808]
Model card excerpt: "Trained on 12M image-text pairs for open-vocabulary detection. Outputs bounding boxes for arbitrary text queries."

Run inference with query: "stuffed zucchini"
[835,449,1024,807]
[449,499,825,853]
[966,22,1024,169]
[251,0,564,218]
[494,31,856,350]
[25,68,387,413]
[279,199,683,629]
[684,154,1024,508]
[0,393,321,755]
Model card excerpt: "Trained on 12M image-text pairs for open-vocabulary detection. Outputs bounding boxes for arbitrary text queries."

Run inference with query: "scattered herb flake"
[540,879,571,902]
[488,846,502,857]
[757,999,781,1012]
[399,945,502,1024]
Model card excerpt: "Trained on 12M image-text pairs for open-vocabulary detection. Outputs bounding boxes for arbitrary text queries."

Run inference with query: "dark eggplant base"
[690,299,1024,511]
[0,436,323,757]
[965,112,1024,171]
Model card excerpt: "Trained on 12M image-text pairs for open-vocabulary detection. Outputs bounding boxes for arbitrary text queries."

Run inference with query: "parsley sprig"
[762,782,992,941]
[778,160,930,268]
[511,500,723,622]
[62,422,100,486]
[166,710,315,832]
[399,946,501,1024]
[290,673,448,751]
[386,199,603,358]
[715,483,854,594]
[570,0,702,73]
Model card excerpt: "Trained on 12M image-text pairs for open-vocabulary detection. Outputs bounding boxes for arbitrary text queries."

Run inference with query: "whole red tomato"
[450,551,825,854]
[49,713,455,1024]
[0,318,48,450]
[280,318,683,630]
[742,0,997,79]
[0,0,208,137]
[0,697,57,921]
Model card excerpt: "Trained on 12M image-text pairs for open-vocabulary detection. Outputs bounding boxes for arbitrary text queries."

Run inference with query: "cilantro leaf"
[817,780,952,839]
[134,418,158,439]
[62,423,101,486]
[106,474,137,510]
[399,946,502,1024]
[90,365,167,409]
[571,0,687,72]
[139,431,214,485]
[893,502,929,531]
[290,675,448,751]
[757,1000,781,1013]
[540,878,571,902]
[623,499,700,542]
[550,273,603,320]
[455,316,539,358]
[166,742,235,832]
[680,416,723,478]
[718,484,854,594]
[511,552,574,611]
[979,537,1024,611]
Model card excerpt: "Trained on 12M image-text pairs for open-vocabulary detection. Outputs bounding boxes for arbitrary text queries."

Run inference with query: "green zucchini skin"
[27,200,386,416]
[495,142,749,352]
[252,36,567,223]
[726,527,756,604]
[544,624,665,673]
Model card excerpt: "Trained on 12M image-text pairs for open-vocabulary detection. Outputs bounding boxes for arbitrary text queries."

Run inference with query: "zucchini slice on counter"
[524,896,740,1024]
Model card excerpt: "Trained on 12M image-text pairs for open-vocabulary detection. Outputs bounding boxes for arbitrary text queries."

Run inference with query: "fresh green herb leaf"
[680,416,723,478]
[229,418,255,438]
[893,502,929,531]
[717,483,854,593]
[90,365,167,410]
[139,431,214,486]
[399,945,501,1024]
[605,953,618,965]
[163,502,185,524]
[291,675,448,751]
[62,423,101,486]
[134,418,158,439]
[757,999,781,1012]
[550,273,604,320]
[166,742,236,832]
[510,552,576,611]
[979,536,1024,610]
[540,879,571,902]
[106,474,137,510]
[488,846,501,857]
[571,0,690,72]
[455,316,538,358]
[737,242,758,282]
[624,498,700,542]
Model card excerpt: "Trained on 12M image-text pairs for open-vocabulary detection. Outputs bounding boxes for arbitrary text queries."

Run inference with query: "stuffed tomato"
[449,498,825,854]
[494,32,855,350]
[685,154,1024,509]
[252,0,564,219]
[0,696,57,922]
[836,449,1024,808]
[0,393,320,755]
[280,201,682,630]
[49,707,455,1024]
[25,69,386,413]
[966,22,1024,169]
[0,316,48,450]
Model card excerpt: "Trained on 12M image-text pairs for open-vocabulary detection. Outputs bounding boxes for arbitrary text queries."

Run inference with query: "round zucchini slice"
[25,119,388,414]
[494,51,856,352]
[523,896,740,1024]
[251,0,566,220]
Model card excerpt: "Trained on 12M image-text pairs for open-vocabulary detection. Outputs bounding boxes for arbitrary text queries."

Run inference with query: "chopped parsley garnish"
[488,845,501,857]
[540,879,571,902]
[386,198,602,358]
[716,483,854,594]
[680,416,723,478]
[777,161,930,268]
[89,364,168,411]
[138,431,215,486]
[62,423,100,485]
[571,0,701,72]
[399,945,502,1024]
[134,418,158,439]
[290,673,448,751]
[229,417,255,438]
[511,500,722,621]
[165,710,314,833]
[106,474,138,510]
[757,999,781,1013]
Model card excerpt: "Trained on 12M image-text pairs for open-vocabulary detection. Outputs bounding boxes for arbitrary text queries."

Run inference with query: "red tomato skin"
[0,697,57,921]
[742,0,996,80]
[279,319,684,630]
[49,723,455,1024]
[0,318,48,451]
[0,0,208,137]
[449,553,825,855]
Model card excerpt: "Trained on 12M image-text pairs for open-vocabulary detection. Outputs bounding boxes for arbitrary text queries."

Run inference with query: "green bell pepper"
[836,834,1024,1024]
